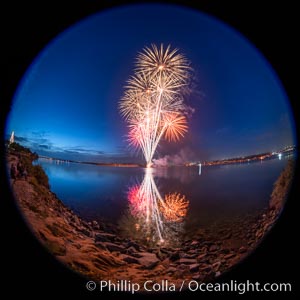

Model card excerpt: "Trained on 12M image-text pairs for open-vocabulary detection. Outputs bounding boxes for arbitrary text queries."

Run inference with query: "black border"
[1,1,299,298]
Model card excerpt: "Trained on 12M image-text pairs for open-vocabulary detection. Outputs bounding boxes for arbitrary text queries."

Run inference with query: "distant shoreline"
[38,155,143,168]
[38,147,296,168]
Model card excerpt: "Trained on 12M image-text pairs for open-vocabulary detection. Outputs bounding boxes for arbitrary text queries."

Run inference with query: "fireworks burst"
[164,113,188,142]
[119,43,192,166]
[136,44,190,83]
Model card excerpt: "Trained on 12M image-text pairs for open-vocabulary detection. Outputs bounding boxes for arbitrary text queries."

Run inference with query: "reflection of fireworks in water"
[119,44,192,167]
[160,193,189,222]
[126,168,189,246]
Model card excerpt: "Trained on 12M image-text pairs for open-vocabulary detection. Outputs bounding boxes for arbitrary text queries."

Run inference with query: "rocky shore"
[7,152,293,290]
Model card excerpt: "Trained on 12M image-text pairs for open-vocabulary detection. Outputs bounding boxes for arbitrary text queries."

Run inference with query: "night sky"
[5,4,296,163]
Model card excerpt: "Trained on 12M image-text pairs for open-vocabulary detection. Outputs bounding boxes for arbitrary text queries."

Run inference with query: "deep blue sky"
[5,4,296,163]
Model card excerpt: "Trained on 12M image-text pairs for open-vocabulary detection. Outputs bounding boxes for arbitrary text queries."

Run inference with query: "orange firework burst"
[160,192,189,222]
[164,113,188,142]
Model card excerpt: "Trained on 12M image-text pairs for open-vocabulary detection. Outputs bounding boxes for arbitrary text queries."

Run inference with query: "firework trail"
[119,44,192,167]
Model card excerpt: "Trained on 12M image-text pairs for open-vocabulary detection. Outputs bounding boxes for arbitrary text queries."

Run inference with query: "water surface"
[37,157,289,233]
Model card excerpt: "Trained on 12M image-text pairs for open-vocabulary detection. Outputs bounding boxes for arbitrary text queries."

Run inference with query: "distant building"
[9,131,15,145]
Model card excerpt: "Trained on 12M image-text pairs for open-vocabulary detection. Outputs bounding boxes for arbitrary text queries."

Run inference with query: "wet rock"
[169,251,180,262]
[122,255,139,264]
[78,227,93,237]
[177,264,189,270]
[199,264,212,272]
[92,220,100,230]
[166,267,177,274]
[95,242,108,251]
[180,253,197,259]
[176,264,190,277]
[212,261,221,270]
[156,250,167,260]
[129,252,143,258]
[183,239,192,245]
[239,246,247,253]
[209,244,219,252]
[70,215,80,226]
[222,232,232,240]
[86,223,93,232]
[189,264,200,272]
[192,274,203,281]
[126,241,141,251]
[223,238,245,250]
[95,232,116,242]
[255,229,263,238]
[161,258,170,268]
[45,241,66,256]
[191,240,199,246]
[137,252,160,269]
[38,230,48,241]
[147,248,157,253]
[197,253,207,262]
[154,265,166,274]
[202,241,214,246]
[104,242,125,252]
[215,271,221,277]
[160,248,172,254]
[179,258,197,265]
[174,270,187,279]
[125,246,142,257]
[74,243,81,249]
[220,247,230,254]
[224,253,235,259]
[72,260,90,272]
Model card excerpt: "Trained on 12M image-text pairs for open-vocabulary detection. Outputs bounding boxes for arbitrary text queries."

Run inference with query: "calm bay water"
[36,157,290,233]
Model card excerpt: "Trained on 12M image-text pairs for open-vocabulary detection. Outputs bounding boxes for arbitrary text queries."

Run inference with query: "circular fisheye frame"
[5,3,297,293]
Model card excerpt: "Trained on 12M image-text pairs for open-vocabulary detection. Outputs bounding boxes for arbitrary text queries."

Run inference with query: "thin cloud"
[12,135,137,163]
[14,136,29,142]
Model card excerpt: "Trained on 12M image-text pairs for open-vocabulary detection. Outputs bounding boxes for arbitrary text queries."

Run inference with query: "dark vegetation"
[7,142,49,189]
